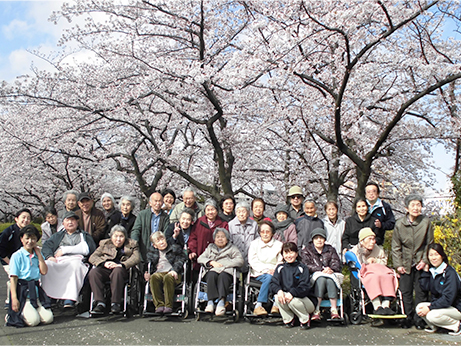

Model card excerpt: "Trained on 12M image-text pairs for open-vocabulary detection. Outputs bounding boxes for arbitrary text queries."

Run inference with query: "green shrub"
[0,223,42,234]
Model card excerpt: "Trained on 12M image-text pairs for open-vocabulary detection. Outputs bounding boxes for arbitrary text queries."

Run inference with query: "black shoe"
[92,302,105,314]
[111,303,122,314]
[415,321,427,330]
[400,319,413,329]
[285,319,295,328]
[300,320,310,329]
[383,307,395,315]
[374,307,386,315]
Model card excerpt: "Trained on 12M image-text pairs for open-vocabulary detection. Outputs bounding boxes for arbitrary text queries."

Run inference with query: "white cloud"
[1,45,58,82]
[2,19,31,40]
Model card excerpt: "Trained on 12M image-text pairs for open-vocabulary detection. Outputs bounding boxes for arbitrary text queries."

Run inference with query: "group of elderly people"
[2,184,460,336]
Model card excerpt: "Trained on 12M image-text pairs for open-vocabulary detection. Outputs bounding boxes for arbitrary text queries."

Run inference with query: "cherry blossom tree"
[1,0,460,217]
[244,0,461,202]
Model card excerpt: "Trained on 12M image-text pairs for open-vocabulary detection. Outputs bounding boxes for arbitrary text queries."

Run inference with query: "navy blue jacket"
[369,201,395,245]
[270,260,317,306]
[419,265,461,312]
[0,224,22,263]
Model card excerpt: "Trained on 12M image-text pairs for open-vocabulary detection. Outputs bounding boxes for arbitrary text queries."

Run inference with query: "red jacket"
[188,215,228,270]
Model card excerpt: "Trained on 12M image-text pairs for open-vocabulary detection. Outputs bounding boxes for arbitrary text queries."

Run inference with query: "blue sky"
[0,1,457,194]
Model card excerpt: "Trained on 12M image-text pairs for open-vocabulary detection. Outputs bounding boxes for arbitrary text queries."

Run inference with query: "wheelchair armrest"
[347,261,358,271]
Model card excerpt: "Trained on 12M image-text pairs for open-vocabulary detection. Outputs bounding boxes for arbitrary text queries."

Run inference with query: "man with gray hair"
[169,187,204,223]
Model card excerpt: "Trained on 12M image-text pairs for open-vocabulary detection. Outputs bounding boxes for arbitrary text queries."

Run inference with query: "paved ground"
[0,270,459,345]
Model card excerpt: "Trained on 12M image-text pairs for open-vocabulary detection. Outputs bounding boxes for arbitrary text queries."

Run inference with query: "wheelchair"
[344,251,406,325]
[310,275,347,325]
[193,265,240,322]
[243,272,282,324]
[142,261,189,319]
[89,265,143,318]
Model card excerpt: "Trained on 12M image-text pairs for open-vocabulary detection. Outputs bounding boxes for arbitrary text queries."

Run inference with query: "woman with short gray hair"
[107,195,137,237]
[89,225,140,314]
[197,228,244,316]
[392,193,433,329]
[57,190,80,219]
[101,193,118,221]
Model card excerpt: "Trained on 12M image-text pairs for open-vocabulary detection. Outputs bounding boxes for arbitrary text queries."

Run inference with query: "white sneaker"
[205,304,214,313]
[449,324,461,336]
[215,306,226,316]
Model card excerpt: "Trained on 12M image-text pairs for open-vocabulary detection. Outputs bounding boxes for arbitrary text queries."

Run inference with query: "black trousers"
[205,271,233,301]
[399,268,428,323]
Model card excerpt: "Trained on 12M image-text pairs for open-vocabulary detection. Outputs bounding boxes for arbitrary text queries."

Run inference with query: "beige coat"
[197,242,244,276]
[392,214,433,273]
[89,238,140,270]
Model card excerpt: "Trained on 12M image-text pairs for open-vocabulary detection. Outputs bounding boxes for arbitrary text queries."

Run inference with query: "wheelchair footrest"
[367,314,407,319]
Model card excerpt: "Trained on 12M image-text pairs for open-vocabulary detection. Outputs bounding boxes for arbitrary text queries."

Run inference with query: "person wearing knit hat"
[287,186,305,220]
[350,227,396,316]
[358,227,376,242]
[300,227,342,321]
[310,228,327,241]
[272,204,297,244]
[392,192,433,329]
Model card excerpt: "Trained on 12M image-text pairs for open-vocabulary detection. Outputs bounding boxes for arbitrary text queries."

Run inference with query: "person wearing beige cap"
[287,186,305,220]
[350,228,396,315]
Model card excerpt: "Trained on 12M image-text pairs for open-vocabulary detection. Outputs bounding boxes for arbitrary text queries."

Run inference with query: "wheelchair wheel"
[181,309,189,320]
[195,312,201,321]
[188,283,196,315]
[342,313,349,326]
[350,311,362,325]
[233,310,239,323]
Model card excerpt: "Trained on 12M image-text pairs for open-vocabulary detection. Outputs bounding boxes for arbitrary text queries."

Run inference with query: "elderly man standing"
[169,187,204,223]
[131,192,170,262]
[287,186,305,220]
[75,192,107,246]
[365,182,395,246]
[41,211,96,308]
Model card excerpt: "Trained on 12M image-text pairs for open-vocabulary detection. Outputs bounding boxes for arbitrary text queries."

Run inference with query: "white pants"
[275,297,315,324]
[22,299,54,326]
[416,302,461,332]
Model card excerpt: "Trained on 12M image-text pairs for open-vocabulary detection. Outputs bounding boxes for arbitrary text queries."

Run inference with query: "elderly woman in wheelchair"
[301,228,343,321]
[197,228,244,316]
[248,220,283,316]
[88,225,140,314]
[346,228,397,316]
